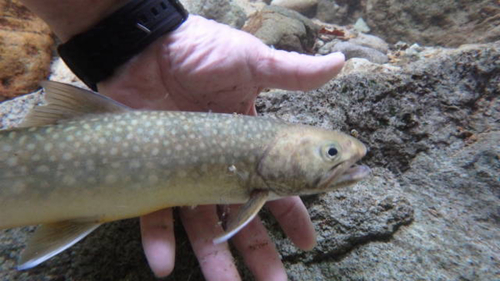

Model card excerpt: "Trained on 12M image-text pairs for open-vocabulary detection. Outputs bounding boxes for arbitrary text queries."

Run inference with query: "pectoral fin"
[213,190,269,244]
[18,221,101,270]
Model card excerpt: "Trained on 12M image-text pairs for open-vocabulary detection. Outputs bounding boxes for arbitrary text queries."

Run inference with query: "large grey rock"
[243,5,319,53]
[0,40,499,281]
[256,42,500,280]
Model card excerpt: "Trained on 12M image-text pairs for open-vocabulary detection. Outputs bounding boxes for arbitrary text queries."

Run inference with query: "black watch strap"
[58,0,188,91]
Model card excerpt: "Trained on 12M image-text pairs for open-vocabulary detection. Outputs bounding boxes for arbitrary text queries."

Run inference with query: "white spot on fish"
[175,144,182,151]
[105,174,118,184]
[34,134,45,141]
[110,147,118,155]
[66,135,75,142]
[49,155,57,162]
[83,135,91,142]
[152,148,159,156]
[32,154,41,161]
[2,144,12,152]
[36,165,50,173]
[130,160,141,169]
[63,153,73,160]
[62,175,76,186]
[18,135,28,145]
[44,143,53,152]
[133,146,140,153]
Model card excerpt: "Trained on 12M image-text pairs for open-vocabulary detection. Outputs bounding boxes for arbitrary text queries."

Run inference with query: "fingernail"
[331,52,345,61]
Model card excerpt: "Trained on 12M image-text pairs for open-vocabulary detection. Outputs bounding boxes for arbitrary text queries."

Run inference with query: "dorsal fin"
[19,81,131,128]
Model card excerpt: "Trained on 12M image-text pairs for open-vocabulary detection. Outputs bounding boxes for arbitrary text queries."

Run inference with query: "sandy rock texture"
[0,0,54,100]
[0,36,498,280]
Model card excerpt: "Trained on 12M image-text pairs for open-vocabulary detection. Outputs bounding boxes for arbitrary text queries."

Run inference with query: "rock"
[362,0,500,47]
[340,58,400,76]
[353,17,370,33]
[331,42,388,64]
[0,0,54,100]
[270,0,318,17]
[243,5,319,53]
[349,33,389,54]
[315,0,362,25]
[182,0,246,29]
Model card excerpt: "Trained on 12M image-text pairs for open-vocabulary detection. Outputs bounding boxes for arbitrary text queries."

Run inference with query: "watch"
[58,0,188,91]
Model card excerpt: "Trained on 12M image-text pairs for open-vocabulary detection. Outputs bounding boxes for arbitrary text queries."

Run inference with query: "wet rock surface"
[1,40,498,280]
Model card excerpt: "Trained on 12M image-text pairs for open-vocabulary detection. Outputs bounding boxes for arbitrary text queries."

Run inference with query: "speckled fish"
[0,81,370,270]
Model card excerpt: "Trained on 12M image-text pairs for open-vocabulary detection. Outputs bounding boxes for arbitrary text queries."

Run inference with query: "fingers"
[267,196,317,251]
[140,208,176,277]
[231,209,288,281]
[256,50,345,91]
[180,205,241,281]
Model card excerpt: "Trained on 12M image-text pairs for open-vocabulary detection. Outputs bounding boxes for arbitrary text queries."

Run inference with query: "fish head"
[257,126,370,197]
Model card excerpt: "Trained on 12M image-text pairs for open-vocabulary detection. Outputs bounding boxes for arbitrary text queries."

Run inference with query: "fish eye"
[327,147,338,157]
[322,144,339,160]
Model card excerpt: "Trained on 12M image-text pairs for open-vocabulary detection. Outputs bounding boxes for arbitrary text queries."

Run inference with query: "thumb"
[256,50,345,91]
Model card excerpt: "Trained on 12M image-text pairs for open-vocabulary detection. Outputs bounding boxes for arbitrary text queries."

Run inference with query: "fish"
[0,81,370,270]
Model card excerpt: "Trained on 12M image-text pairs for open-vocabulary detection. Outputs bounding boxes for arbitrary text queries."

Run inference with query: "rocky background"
[1,0,499,280]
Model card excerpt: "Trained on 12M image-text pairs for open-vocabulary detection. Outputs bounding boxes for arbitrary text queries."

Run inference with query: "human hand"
[98,15,345,280]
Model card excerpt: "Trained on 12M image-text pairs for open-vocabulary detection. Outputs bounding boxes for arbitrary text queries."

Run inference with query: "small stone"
[349,33,389,54]
[353,17,370,33]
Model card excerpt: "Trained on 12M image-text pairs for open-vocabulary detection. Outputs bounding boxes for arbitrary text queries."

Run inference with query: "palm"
[98,15,345,280]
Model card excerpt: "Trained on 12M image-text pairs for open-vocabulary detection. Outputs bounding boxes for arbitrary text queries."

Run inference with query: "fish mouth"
[318,163,371,190]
